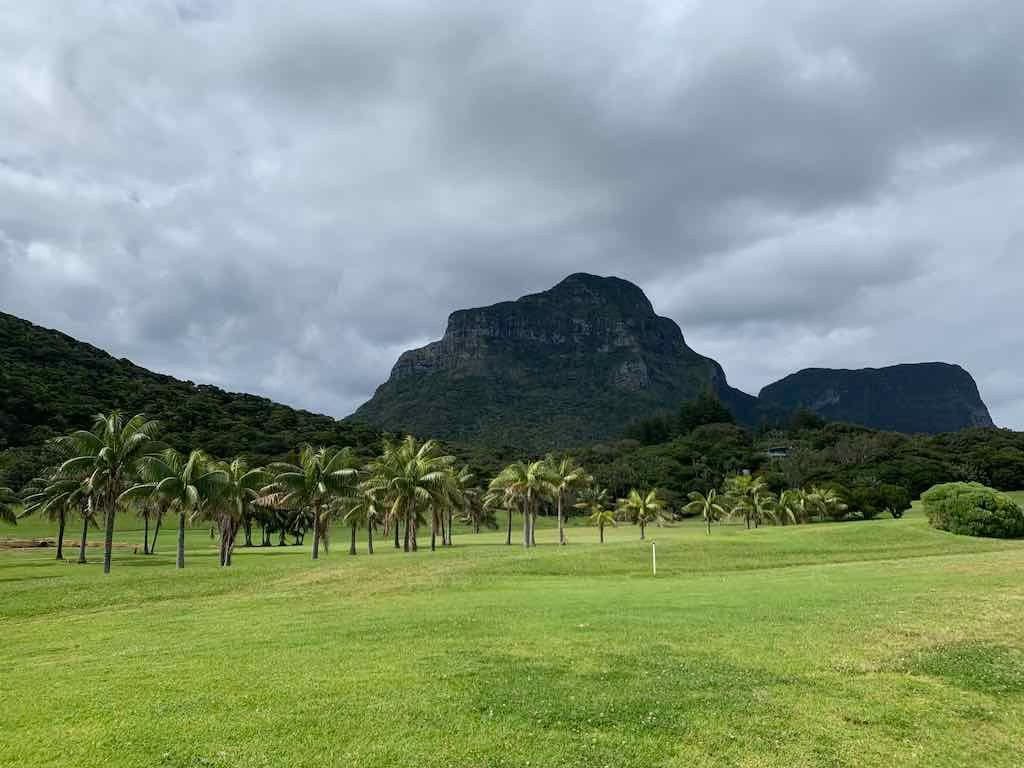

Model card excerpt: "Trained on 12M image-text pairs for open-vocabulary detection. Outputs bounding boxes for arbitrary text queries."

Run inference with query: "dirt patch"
[0,538,139,552]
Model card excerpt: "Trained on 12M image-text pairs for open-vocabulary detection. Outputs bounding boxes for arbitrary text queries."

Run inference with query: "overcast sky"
[2,0,1022,429]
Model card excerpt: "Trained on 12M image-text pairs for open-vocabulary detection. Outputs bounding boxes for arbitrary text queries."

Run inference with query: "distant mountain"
[758,363,994,434]
[353,273,756,450]
[0,311,380,486]
[355,274,996,448]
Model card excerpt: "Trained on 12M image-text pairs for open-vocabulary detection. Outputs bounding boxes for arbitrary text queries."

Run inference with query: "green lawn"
[2,500,1023,767]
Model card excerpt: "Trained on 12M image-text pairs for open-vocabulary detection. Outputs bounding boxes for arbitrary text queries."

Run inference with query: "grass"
[2,497,1024,767]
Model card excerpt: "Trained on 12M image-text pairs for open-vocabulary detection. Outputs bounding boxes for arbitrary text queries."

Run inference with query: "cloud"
[1,0,1022,428]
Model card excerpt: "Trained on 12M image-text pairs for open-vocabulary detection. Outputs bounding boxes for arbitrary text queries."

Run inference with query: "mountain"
[758,363,994,434]
[353,273,756,450]
[0,310,380,487]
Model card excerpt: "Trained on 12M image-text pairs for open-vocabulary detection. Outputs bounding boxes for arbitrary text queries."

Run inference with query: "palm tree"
[209,458,267,566]
[55,412,161,574]
[547,455,589,546]
[723,474,774,529]
[576,486,612,543]
[808,486,848,521]
[683,489,726,535]
[362,437,455,553]
[444,465,476,547]
[489,460,555,548]
[344,487,379,555]
[773,489,806,525]
[0,486,18,525]
[124,448,226,569]
[617,489,665,540]
[263,446,360,560]
[22,476,89,560]
[463,489,499,534]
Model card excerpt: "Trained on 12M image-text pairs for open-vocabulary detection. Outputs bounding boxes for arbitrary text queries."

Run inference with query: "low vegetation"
[922,482,1024,538]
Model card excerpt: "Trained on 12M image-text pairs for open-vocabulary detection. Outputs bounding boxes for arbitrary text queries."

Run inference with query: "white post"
[651,541,656,576]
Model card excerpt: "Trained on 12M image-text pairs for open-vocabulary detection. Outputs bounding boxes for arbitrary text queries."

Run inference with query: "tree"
[617,489,665,540]
[463,489,499,533]
[55,412,161,574]
[444,465,476,547]
[576,486,613,543]
[808,486,848,521]
[679,391,734,434]
[773,489,807,525]
[345,488,379,555]
[489,460,555,548]
[362,437,454,553]
[683,489,726,534]
[264,446,360,560]
[0,486,18,525]
[723,474,774,529]
[125,448,226,569]
[547,455,589,546]
[210,458,267,566]
[22,475,82,559]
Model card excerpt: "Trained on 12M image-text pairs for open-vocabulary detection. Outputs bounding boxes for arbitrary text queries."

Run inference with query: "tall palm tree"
[263,446,360,560]
[0,486,18,525]
[489,460,555,548]
[209,458,267,566]
[363,437,455,553]
[547,455,589,546]
[617,489,665,540]
[124,448,226,569]
[683,489,726,535]
[463,488,499,533]
[56,412,161,574]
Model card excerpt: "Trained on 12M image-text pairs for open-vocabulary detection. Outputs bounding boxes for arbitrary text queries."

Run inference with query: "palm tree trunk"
[244,517,253,547]
[394,516,400,549]
[558,493,565,546]
[55,509,66,560]
[77,514,89,563]
[531,511,537,547]
[151,513,162,553]
[142,510,150,555]
[403,510,411,552]
[431,515,437,552]
[447,509,454,547]
[505,507,513,545]
[640,520,645,540]
[367,522,374,554]
[176,510,186,569]
[522,502,530,548]
[311,509,321,560]
[102,501,116,574]
[349,524,357,555]
[706,517,711,535]
[599,522,605,543]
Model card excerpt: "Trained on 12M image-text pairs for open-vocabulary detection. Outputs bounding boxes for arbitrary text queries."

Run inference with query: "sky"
[1,0,1022,428]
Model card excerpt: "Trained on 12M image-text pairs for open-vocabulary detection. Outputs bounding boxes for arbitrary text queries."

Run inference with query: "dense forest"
[0,312,381,488]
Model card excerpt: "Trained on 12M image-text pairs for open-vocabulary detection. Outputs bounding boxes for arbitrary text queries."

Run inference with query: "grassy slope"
[2,499,1023,767]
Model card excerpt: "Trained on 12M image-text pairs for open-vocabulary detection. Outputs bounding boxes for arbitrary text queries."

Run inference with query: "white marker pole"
[651,541,656,576]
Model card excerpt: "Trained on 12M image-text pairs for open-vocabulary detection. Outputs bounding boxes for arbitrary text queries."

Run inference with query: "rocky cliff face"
[353,273,755,449]
[758,363,994,433]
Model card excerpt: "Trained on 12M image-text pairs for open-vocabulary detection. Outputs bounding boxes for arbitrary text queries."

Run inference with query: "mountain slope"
[758,363,994,433]
[353,273,756,450]
[0,311,381,476]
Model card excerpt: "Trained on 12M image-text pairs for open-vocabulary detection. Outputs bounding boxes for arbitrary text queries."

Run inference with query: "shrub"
[921,482,1024,539]
[849,483,912,520]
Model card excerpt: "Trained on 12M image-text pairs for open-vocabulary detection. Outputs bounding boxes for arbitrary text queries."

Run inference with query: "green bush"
[921,482,1024,539]
[849,483,912,520]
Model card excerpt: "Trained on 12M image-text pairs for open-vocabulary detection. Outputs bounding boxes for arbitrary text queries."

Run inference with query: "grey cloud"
[1,0,1022,428]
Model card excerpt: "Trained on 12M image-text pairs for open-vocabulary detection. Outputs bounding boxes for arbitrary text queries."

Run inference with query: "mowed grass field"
[2,498,1024,767]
